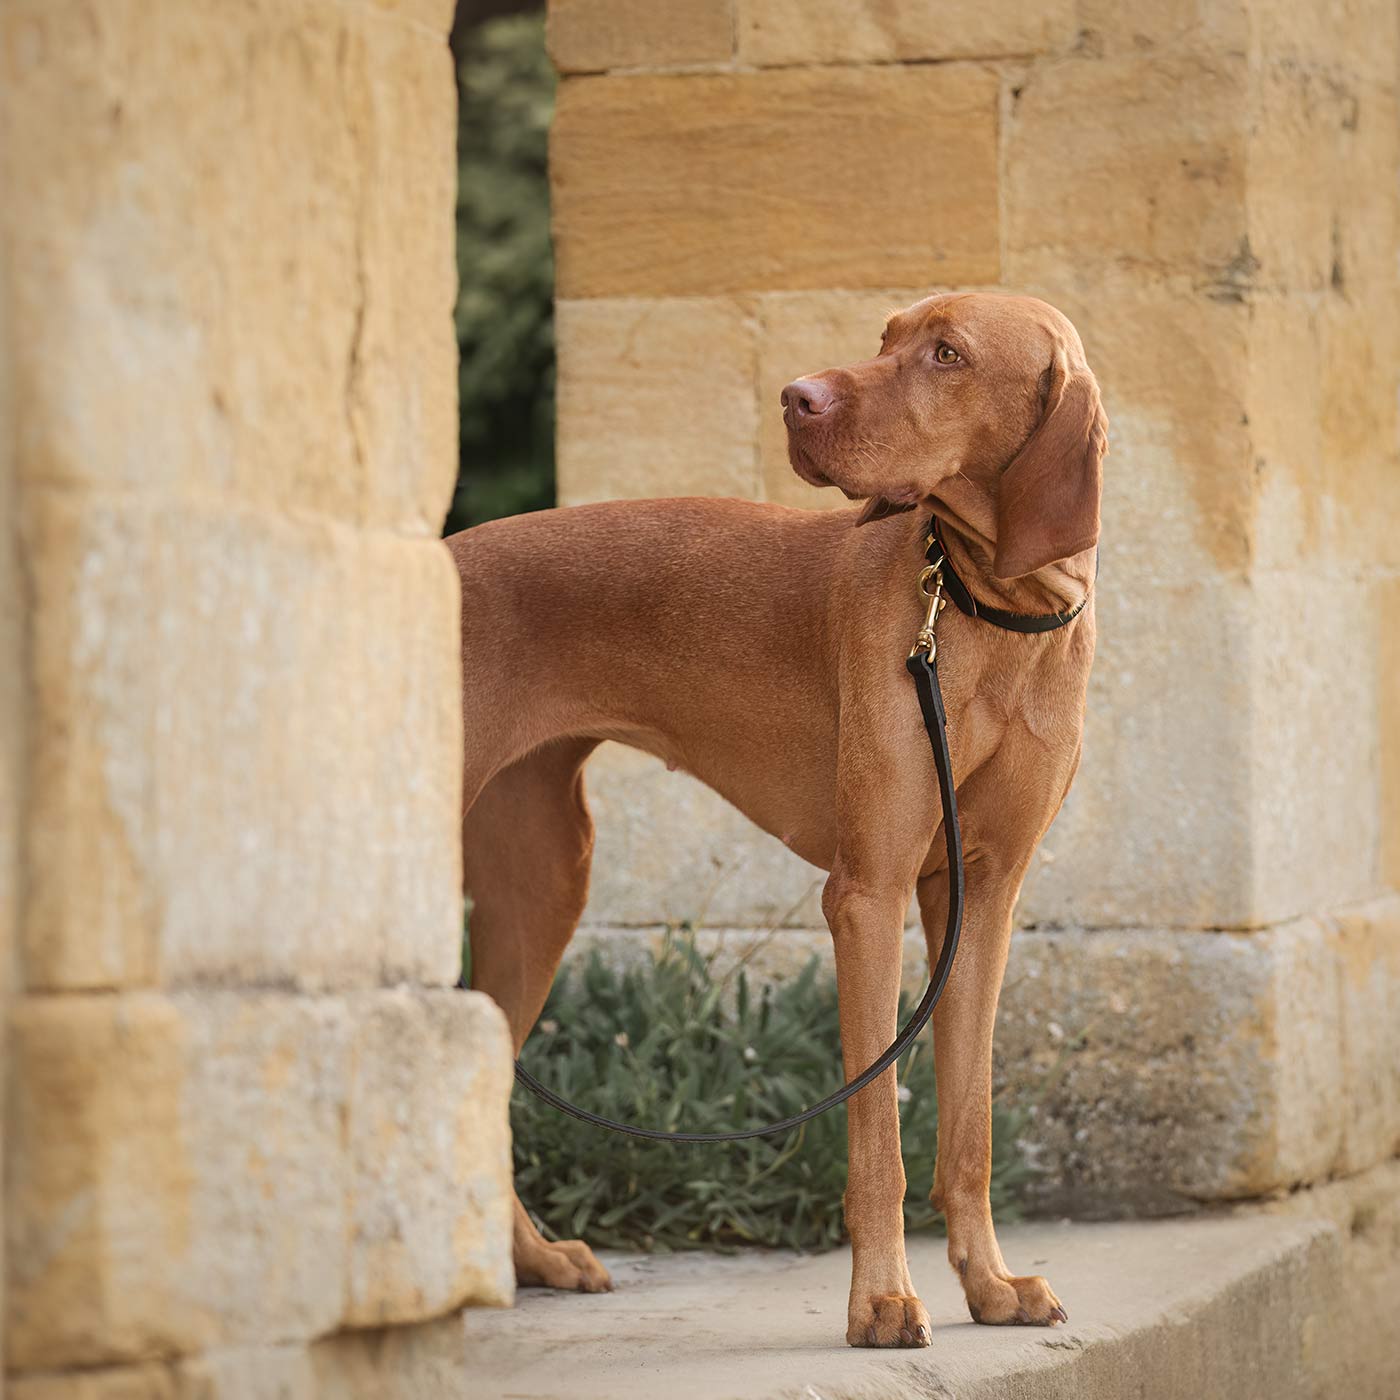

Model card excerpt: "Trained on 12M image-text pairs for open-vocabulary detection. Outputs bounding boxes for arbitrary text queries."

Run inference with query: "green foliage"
[449,13,555,536]
[511,934,1032,1253]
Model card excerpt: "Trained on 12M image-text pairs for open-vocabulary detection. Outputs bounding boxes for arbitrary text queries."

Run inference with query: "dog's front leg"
[825,870,931,1349]
[918,862,1066,1327]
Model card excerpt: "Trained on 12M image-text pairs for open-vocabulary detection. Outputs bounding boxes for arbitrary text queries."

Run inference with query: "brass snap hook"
[909,561,946,659]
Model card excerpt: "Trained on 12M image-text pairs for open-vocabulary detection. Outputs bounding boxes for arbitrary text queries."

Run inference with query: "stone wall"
[1,1,513,1392]
[547,0,1400,1212]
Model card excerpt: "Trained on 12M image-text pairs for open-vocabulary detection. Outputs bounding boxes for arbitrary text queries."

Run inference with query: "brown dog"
[451,292,1105,1347]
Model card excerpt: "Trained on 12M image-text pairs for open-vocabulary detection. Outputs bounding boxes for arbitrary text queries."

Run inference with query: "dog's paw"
[515,1238,613,1293]
[847,1294,932,1348]
[965,1272,1065,1326]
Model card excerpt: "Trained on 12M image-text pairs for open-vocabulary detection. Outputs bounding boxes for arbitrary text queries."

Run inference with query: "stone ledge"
[460,1169,1400,1399]
[17,1164,1399,1397]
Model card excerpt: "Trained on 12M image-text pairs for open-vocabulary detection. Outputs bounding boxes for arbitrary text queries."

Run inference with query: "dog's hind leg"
[463,736,612,1293]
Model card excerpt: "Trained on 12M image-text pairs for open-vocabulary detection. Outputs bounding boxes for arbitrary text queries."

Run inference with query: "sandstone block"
[738,0,1074,66]
[9,1366,177,1400]
[551,66,999,298]
[1073,0,1249,57]
[7,1314,472,1400]
[343,988,514,1326]
[1246,68,1399,296]
[555,298,760,505]
[1005,55,1247,284]
[1248,0,1399,84]
[1017,575,1255,930]
[1382,579,1400,890]
[547,0,734,72]
[6,989,512,1370]
[5,993,348,1369]
[579,743,827,930]
[1253,284,1400,576]
[309,1314,468,1399]
[1,0,456,534]
[991,274,1254,578]
[22,492,463,993]
[359,0,458,33]
[994,906,1400,1215]
[1245,570,1383,923]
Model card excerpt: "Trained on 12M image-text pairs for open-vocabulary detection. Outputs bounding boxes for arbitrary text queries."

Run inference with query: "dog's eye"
[935,343,960,365]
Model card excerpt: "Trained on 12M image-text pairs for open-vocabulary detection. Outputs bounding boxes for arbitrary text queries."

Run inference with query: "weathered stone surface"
[552,66,1000,298]
[1249,292,1400,576]
[995,903,1400,1214]
[738,0,1074,65]
[1014,276,1253,580]
[3,0,504,1383]
[5,990,512,1370]
[547,0,735,72]
[1382,578,1400,890]
[310,1314,469,1399]
[1245,569,1383,924]
[579,743,827,930]
[1247,0,1399,83]
[9,1365,178,1400]
[22,493,463,993]
[1075,0,1250,56]
[344,988,515,1327]
[7,1313,472,1400]
[1246,69,1398,297]
[6,994,345,1369]
[555,298,760,506]
[0,0,457,535]
[1005,55,1248,285]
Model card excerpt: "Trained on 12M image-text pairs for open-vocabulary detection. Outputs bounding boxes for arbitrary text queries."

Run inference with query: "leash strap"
[510,647,964,1143]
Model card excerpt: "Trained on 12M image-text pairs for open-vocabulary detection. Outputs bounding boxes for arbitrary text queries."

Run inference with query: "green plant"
[448,12,555,536]
[510,933,1032,1253]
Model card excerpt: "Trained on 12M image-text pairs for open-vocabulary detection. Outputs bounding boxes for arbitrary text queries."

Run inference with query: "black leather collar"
[926,518,1092,634]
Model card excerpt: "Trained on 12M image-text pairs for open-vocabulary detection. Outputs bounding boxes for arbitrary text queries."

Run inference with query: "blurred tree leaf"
[448,12,555,535]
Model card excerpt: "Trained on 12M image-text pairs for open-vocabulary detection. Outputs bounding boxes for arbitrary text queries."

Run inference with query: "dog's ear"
[855,496,918,527]
[992,353,1107,580]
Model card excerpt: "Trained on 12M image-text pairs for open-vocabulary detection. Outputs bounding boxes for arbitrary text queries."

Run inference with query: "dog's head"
[781,293,1107,579]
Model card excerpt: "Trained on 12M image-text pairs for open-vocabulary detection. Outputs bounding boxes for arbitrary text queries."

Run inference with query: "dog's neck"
[914,494,1096,621]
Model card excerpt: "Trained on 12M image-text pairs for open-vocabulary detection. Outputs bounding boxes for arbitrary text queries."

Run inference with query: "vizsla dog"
[451,292,1105,1348]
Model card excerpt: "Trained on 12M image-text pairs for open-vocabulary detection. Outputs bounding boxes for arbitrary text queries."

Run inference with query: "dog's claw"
[899,1327,914,1344]
[1050,1305,1067,1324]
[916,1324,929,1344]
[867,1326,877,1346]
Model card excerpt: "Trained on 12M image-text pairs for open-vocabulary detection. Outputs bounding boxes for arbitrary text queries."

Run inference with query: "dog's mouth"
[787,442,878,502]
[787,437,852,493]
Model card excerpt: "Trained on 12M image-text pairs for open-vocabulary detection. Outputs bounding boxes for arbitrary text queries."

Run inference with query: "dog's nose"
[781,378,836,420]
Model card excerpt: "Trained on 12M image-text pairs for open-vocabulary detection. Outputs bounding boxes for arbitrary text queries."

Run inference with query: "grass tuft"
[510,932,1032,1253]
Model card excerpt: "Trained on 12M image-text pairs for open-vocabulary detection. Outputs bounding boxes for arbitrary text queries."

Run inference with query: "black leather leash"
[508,517,1088,1142]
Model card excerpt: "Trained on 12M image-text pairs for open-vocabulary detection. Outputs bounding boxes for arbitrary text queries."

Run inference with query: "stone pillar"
[547,0,1400,1212]
[1,2,513,1392]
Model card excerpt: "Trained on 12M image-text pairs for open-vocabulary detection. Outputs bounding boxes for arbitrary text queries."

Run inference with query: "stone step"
[463,1185,1396,1400]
